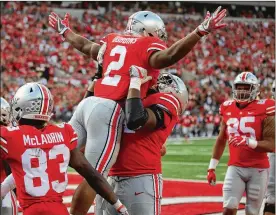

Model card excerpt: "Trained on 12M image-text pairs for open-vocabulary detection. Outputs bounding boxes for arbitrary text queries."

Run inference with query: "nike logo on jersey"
[134,192,144,196]
[258,170,265,173]
[226,112,231,116]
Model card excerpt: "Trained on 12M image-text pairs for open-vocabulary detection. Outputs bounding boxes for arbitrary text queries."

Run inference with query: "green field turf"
[163,138,229,181]
[69,138,229,181]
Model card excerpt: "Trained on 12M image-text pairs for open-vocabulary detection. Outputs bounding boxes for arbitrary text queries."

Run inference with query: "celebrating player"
[48,7,226,214]
[0,97,18,215]
[95,69,188,215]
[0,83,129,215]
[207,72,275,215]
[263,80,275,215]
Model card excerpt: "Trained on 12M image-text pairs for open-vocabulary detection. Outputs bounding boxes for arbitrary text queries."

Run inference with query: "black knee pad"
[264,203,275,214]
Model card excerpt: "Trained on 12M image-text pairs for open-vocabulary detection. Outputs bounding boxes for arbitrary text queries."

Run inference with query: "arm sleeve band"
[126,98,149,130]
[84,90,94,98]
[148,104,165,129]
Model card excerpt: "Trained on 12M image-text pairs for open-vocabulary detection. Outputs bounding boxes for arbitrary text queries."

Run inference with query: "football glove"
[129,65,152,84]
[207,169,216,186]
[91,65,103,82]
[113,200,129,215]
[228,136,258,149]
[196,6,227,37]
[49,12,70,36]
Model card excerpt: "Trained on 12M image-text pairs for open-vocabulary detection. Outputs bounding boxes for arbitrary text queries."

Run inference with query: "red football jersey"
[205,114,214,124]
[94,33,167,101]
[0,123,77,209]
[220,99,275,168]
[181,115,192,127]
[109,93,179,176]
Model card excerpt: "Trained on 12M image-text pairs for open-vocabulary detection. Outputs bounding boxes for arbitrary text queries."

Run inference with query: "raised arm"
[48,12,100,60]
[149,7,227,69]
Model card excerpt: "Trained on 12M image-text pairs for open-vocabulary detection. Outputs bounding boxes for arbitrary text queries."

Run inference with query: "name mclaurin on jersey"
[23,132,64,146]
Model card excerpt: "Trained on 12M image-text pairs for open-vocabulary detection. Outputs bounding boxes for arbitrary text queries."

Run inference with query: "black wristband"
[84,90,94,98]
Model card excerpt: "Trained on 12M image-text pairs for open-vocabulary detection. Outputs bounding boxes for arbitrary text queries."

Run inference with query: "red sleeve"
[265,99,275,116]
[0,127,8,160]
[141,37,167,67]
[65,123,78,151]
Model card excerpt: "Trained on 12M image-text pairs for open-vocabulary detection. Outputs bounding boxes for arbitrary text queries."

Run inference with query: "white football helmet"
[157,72,189,115]
[272,80,275,98]
[11,82,54,122]
[232,72,260,103]
[125,11,167,42]
[0,97,11,126]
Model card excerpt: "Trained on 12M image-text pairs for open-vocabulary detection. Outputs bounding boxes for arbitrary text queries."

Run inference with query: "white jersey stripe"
[70,137,78,143]
[164,94,180,109]
[151,43,167,49]
[0,136,7,144]
[266,110,275,114]
[147,47,163,52]
[160,97,178,114]
[266,106,275,110]
[0,145,8,154]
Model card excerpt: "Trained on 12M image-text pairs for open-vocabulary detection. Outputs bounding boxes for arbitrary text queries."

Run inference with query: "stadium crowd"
[1,2,275,137]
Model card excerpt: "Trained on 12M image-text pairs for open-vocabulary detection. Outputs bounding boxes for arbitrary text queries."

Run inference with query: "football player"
[0,98,18,215]
[0,83,129,215]
[207,72,275,215]
[96,69,188,215]
[263,80,275,215]
[49,7,226,214]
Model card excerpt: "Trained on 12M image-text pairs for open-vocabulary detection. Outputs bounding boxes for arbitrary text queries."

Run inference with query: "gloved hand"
[129,65,152,84]
[207,169,216,186]
[229,136,258,149]
[196,6,227,37]
[113,200,129,215]
[48,12,70,36]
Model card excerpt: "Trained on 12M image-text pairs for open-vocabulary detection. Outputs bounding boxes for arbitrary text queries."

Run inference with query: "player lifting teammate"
[48,7,227,214]
[207,72,275,215]
[0,83,129,215]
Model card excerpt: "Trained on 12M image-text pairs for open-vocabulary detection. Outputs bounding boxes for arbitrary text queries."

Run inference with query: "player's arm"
[69,149,128,213]
[125,66,167,131]
[149,7,227,69]
[1,174,16,199]
[207,119,227,185]
[254,116,275,152]
[48,12,100,60]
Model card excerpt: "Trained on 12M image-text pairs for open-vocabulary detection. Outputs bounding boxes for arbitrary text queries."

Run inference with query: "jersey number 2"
[101,45,127,87]
[21,144,69,196]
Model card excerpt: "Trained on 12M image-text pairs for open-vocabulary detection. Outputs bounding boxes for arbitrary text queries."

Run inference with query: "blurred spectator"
[1,2,274,137]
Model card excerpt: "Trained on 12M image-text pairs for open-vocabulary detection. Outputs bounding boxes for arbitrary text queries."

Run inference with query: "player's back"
[0,123,77,209]
[94,33,167,101]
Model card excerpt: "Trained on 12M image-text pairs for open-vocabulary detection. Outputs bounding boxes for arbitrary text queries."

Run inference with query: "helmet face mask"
[157,72,189,115]
[0,98,11,126]
[125,11,168,42]
[232,72,260,104]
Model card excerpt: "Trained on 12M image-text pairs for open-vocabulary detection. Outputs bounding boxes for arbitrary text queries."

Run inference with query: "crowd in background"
[1,2,275,137]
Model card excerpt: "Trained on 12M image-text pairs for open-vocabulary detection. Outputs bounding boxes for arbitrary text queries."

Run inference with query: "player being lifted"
[48,8,227,213]
[263,80,275,215]
[0,98,18,215]
[207,72,275,215]
[0,83,129,215]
